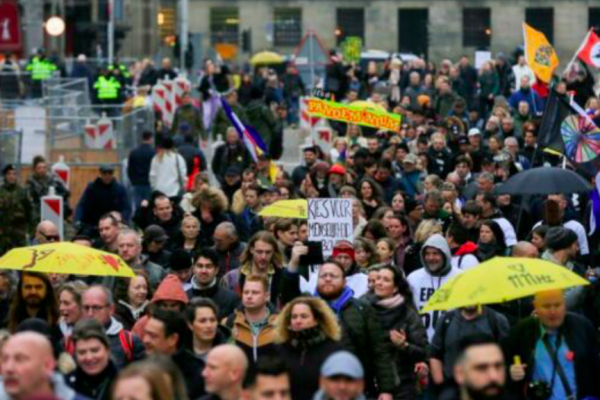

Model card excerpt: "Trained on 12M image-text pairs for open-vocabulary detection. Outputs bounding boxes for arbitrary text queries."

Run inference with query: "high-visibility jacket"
[108,63,131,79]
[94,76,121,100]
[26,57,57,81]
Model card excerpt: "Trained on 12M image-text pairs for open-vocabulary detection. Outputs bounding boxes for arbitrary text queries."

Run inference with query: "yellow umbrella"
[259,199,308,219]
[0,243,135,277]
[421,257,589,313]
[350,100,387,113]
[250,51,283,66]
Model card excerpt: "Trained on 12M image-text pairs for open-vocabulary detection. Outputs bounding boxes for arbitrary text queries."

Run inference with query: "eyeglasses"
[83,305,107,312]
[40,232,60,242]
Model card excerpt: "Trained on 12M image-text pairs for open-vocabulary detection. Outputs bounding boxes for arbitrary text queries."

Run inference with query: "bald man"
[202,344,248,400]
[504,290,600,399]
[34,220,60,244]
[511,241,539,258]
[0,332,85,400]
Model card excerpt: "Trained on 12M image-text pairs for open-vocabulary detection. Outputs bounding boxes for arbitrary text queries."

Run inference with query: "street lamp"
[45,16,65,37]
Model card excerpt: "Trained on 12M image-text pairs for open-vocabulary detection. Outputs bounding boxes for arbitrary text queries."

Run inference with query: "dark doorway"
[398,9,428,59]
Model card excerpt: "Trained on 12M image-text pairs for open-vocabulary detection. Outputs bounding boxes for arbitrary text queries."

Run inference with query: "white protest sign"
[475,51,492,69]
[308,198,353,257]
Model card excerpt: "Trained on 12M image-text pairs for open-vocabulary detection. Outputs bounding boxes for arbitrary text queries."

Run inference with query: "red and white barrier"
[41,188,64,240]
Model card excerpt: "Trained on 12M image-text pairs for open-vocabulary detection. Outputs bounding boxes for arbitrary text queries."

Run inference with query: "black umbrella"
[495,167,592,195]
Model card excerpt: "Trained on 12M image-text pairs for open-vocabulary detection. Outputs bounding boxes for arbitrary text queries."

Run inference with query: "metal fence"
[0,129,23,173]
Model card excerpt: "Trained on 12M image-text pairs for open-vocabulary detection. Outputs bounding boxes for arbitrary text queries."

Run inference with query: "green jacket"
[0,183,32,255]
[434,92,462,119]
[171,104,205,140]
[245,100,278,150]
[213,103,248,140]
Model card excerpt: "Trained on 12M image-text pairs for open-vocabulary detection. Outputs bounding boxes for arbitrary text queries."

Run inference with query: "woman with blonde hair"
[149,137,187,200]
[274,296,343,400]
[172,214,202,254]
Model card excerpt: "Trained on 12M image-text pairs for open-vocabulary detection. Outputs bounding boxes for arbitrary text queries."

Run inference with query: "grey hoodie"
[0,373,85,400]
[418,234,453,276]
[408,234,462,341]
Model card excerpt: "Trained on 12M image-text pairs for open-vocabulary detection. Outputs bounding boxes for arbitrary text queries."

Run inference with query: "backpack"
[118,330,134,362]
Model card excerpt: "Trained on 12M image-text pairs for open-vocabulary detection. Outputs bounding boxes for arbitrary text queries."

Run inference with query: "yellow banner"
[306,98,401,132]
[523,23,559,83]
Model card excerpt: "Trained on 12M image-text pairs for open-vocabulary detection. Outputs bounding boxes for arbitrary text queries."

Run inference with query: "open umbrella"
[421,257,589,313]
[495,167,592,195]
[561,115,600,163]
[259,199,308,219]
[0,243,135,277]
[250,51,283,66]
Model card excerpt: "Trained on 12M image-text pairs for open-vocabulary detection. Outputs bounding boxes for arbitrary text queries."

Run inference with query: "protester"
[313,351,367,400]
[186,298,229,360]
[0,164,32,255]
[201,344,248,400]
[114,271,152,330]
[8,272,59,333]
[274,296,343,400]
[243,357,292,400]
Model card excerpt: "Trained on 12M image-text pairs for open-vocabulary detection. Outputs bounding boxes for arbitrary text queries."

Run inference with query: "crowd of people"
[1,47,600,400]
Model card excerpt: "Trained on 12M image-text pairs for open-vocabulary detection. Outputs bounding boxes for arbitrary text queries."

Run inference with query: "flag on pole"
[591,170,600,234]
[219,97,267,162]
[523,23,559,83]
[575,29,600,69]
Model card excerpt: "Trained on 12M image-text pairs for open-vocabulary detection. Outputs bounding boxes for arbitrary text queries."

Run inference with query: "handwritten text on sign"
[308,199,353,256]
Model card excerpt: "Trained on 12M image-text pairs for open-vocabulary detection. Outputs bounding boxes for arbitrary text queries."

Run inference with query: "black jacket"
[76,178,131,232]
[186,282,240,319]
[66,361,118,400]
[277,328,343,400]
[174,348,206,399]
[503,313,600,400]
[365,294,429,383]
[127,143,155,186]
[281,271,398,395]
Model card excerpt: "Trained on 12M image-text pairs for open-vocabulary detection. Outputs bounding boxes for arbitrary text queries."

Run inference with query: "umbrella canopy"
[495,167,592,195]
[561,115,600,163]
[421,257,589,313]
[0,243,135,277]
[349,100,387,113]
[250,51,283,66]
[259,199,308,219]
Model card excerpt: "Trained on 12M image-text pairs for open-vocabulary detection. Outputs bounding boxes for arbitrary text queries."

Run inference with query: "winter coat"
[478,70,500,98]
[427,147,453,179]
[186,279,240,319]
[104,317,145,368]
[76,178,130,228]
[365,294,428,383]
[132,274,189,338]
[246,100,279,152]
[149,152,187,198]
[66,360,118,400]
[508,88,545,115]
[173,348,206,399]
[503,313,600,400]
[171,104,205,140]
[114,300,149,331]
[211,240,246,279]
[221,264,284,307]
[277,328,343,400]
[213,103,248,139]
[127,143,155,186]
[280,272,398,395]
[211,143,253,185]
[222,307,278,364]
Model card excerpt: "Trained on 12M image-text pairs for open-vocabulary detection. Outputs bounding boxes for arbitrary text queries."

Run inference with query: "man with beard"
[96,213,120,253]
[117,229,165,289]
[212,127,253,186]
[7,272,59,333]
[283,257,395,400]
[452,335,507,400]
[292,146,319,187]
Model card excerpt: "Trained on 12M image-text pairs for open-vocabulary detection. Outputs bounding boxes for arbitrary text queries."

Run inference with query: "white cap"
[468,128,482,137]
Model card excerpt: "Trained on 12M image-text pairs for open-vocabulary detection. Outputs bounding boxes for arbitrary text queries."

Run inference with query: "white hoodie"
[149,151,187,197]
[407,234,462,342]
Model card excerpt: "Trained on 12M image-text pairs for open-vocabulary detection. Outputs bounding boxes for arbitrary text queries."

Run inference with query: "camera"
[527,381,552,400]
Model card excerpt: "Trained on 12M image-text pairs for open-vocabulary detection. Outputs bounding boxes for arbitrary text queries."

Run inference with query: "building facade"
[186,0,600,64]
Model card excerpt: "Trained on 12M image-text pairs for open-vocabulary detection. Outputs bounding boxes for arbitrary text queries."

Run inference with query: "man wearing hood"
[407,234,462,341]
[81,286,145,368]
[0,332,88,400]
[283,252,396,400]
[132,274,189,339]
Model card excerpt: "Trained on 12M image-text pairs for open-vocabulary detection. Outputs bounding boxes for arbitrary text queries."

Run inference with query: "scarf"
[322,286,354,316]
[376,293,404,309]
[477,241,498,262]
[288,326,329,349]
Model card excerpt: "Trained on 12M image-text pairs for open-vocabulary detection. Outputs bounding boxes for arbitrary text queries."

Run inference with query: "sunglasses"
[40,232,60,242]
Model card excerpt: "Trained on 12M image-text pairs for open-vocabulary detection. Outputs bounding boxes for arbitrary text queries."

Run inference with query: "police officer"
[25,50,57,97]
[94,69,122,116]
[0,165,32,255]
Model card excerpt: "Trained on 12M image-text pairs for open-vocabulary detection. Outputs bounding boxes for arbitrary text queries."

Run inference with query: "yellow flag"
[523,23,559,83]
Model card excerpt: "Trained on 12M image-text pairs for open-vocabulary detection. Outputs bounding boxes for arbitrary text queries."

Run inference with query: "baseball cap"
[468,128,482,137]
[144,225,169,243]
[457,135,469,145]
[321,351,364,379]
[403,153,418,165]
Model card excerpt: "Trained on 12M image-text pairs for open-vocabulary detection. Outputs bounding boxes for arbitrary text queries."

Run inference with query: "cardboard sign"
[308,198,353,256]
[306,98,401,132]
